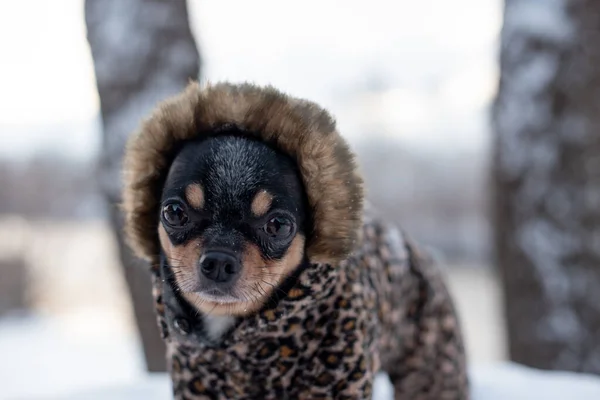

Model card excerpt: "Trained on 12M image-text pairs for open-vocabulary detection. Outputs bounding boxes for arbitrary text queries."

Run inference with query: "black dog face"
[158,132,309,316]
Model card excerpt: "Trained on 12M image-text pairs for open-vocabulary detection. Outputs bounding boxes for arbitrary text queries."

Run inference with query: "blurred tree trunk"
[85,0,200,372]
[493,0,600,373]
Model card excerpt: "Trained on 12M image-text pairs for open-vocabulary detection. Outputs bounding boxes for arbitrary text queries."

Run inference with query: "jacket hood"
[122,81,364,267]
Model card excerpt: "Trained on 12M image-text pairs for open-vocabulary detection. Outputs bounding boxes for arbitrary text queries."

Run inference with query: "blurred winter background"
[1,0,600,399]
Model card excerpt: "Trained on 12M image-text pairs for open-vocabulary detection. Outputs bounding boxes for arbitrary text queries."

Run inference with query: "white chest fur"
[202,314,235,342]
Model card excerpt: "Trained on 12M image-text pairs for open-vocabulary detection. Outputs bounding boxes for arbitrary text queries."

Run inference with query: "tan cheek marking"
[267,234,305,279]
[233,234,305,315]
[241,241,265,271]
[185,183,204,209]
[251,190,273,217]
[183,292,205,310]
[158,225,202,292]
[157,225,172,256]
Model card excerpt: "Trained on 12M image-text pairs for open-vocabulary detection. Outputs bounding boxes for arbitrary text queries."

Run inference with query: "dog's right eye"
[162,202,189,228]
[262,216,294,240]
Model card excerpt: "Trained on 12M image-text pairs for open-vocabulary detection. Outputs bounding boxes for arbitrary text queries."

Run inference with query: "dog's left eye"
[162,203,189,227]
[263,216,293,239]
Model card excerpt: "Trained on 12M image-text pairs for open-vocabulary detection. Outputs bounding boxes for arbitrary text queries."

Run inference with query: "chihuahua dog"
[123,82,469,399]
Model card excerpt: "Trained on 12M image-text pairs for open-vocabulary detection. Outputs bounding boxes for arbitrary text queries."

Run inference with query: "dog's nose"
[199,251,241,283]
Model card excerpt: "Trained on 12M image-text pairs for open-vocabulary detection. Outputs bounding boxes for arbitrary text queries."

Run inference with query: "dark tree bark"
[85,0,200,372]
[493,0,600,373]
[0,258,27,316]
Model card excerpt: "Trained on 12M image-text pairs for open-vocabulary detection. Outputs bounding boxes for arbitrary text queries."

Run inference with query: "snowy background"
[1,0,600,399]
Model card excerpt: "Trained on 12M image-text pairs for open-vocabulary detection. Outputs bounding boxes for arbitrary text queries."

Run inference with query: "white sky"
[0,0,501,160]
[0,1,99,160]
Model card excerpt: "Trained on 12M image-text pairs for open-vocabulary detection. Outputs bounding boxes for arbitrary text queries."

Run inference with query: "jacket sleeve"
[378,220,470,400]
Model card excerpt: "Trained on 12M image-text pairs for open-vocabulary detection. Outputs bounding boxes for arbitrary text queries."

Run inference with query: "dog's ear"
[122,82,364,268]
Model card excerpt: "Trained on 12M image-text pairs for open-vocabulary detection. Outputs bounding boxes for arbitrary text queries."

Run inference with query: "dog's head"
[158,133,309,316]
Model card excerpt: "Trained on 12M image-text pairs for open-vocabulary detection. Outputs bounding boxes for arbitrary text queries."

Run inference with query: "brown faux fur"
[122,81,363,268]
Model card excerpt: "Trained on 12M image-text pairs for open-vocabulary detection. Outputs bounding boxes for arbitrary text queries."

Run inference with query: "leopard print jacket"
[152,215,469,400]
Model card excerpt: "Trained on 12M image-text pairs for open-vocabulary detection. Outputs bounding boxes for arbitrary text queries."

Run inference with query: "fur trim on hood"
[122,81,364,266]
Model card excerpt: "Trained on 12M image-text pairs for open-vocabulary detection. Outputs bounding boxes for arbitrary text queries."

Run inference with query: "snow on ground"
[38,367,600,400]
[0,313,146,400]
[2,312,600,399]
[44,376,172,400]
[470,363,600,400]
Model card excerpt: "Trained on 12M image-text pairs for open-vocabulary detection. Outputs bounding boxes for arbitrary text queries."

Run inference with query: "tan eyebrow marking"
[251,189,273,217]
[185,183,204,209]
